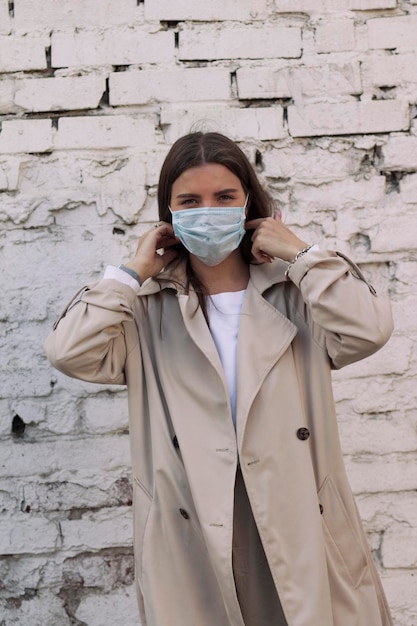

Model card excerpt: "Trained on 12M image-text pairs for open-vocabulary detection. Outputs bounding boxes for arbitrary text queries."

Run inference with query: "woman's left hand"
[245,211,309,263]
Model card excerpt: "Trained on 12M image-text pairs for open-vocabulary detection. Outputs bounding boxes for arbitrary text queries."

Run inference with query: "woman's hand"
[245,211,309,264]
[124,222,180,282]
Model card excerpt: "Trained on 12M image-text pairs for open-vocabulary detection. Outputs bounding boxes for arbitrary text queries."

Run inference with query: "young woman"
[45,132,394,626]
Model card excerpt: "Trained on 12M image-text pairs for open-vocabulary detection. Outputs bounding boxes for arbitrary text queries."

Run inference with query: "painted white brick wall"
[368,14,417,49]
[0,33,50,72]
[11,76,106,113]
[1,0,416,624]
[178,24,303,60]
[109,67,232,106]
[314,17,357,52]
[144,0,268,22]
[287,100,410,137]
[13,0,140,30]
[51,28,175,67]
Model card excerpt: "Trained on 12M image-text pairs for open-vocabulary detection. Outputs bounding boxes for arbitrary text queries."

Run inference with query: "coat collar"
[248,257,288,292]
[137,257,289,297]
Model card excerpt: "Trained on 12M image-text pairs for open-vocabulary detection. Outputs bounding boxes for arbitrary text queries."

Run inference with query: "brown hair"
[157,132,276,312]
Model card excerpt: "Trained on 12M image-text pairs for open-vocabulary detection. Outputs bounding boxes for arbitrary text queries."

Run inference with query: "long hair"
[157,132,276,312]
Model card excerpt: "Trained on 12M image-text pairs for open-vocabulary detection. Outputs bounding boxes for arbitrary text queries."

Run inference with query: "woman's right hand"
[123,222,180,282]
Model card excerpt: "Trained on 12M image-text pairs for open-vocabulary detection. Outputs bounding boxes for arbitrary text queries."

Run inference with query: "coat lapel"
[177,291,226,383]
[235,262,298,442]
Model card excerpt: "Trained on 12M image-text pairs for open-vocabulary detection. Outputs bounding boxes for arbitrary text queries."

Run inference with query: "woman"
[45,132,394,626]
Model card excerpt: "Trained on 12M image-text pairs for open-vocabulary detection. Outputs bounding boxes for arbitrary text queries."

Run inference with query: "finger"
[151,223,178,249]
[251,249,274,264]
[251,238,274,263]
[156,234,180,249]
[152,222,175,236]
[158,248,179,266]
[255,249,274,263]
[245,218,265,230]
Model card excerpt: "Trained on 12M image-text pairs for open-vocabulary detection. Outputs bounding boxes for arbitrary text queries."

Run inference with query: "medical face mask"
[170,197,248,266]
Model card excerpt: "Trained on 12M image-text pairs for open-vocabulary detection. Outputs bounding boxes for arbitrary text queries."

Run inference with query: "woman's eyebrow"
[175,188,239,198]
[215,188,240,195]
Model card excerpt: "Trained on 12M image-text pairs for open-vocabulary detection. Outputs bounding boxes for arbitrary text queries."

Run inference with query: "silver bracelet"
[284,245,313,278]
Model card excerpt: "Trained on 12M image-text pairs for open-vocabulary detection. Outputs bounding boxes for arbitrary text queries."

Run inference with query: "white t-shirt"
[206,290,246,428]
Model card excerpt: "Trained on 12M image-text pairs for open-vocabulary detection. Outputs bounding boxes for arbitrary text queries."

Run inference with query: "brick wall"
[1,1,416,624]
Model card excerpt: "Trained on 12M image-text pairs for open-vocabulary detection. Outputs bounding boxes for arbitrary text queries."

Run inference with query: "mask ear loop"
[243,193,249,214]
[243,193,250,220]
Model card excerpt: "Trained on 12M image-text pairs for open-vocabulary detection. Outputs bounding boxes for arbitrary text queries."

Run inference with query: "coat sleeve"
[44,279,140,384]
[285,248,394,369]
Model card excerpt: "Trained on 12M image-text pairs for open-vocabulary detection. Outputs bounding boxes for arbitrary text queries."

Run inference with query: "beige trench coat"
[45,248,394,626]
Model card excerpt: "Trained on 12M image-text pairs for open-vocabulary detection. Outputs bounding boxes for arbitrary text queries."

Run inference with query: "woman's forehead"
[172,163,243,195]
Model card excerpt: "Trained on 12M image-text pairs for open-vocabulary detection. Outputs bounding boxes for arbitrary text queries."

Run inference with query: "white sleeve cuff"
[103,265,141,294]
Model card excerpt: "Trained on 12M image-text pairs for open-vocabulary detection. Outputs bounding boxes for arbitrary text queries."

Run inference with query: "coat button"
[319,504,324,515]
[172,435,179,449]
[179,508,189,519]
[297,427,310,440]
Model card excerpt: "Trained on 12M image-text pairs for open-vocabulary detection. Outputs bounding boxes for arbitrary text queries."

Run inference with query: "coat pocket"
[318,476,367,589]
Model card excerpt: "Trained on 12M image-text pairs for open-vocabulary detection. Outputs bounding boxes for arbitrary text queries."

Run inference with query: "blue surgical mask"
[170,197,248,266]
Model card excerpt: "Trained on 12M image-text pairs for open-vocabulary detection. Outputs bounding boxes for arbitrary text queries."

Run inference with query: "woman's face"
[170,163,246,212]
